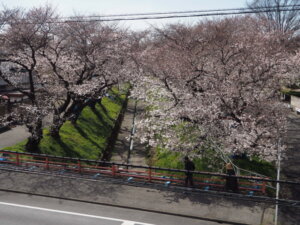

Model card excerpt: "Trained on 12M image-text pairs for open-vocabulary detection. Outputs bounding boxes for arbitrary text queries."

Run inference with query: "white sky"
[1,0,248,30]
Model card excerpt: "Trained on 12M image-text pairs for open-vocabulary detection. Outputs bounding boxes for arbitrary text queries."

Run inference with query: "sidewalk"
[0,114,52,150]
[0,126,29,149]
[110,99,147,165]
[0,169,274,225]
[280,114,300,224]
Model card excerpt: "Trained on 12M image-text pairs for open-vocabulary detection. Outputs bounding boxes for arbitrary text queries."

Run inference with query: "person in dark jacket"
[184,156,195,187]
[225,163,239,193]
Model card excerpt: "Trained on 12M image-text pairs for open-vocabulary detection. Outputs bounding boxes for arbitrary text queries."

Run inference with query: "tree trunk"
[50,116,64,139]
[70,109,82,125]
[89,99,97,110]
[49,96,72,138]
[70,102,85,125]
[25,118,43,153]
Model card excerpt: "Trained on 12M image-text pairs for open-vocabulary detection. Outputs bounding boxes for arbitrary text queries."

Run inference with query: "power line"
[9,6,300,25]
[59,4,300,20]
[62,8,300,23]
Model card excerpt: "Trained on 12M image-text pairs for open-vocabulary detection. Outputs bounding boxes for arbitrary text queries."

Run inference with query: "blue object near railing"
[164,181,171,187]
[29,166,37,171]
[204,186,210,191]
[248,191,254,196]
[93,173,101,179]
[0,157,8,162]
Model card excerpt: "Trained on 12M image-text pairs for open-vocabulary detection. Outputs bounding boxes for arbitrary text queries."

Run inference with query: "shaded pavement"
[110,99,147,166]
[280,113,300,225]
[0,169,274,225]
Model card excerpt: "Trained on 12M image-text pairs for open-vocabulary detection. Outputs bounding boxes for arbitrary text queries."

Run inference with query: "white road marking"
[121,222,137,225]
[0,201,155,225]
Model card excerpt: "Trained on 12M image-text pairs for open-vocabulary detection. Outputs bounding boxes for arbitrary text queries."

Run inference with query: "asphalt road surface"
[0,191,227,225]
[0,126,29,149]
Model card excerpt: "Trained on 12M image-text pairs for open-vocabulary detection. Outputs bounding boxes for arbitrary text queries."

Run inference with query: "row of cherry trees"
[0,6,299,160]
[0,6,134,153]
[131,17,300,161]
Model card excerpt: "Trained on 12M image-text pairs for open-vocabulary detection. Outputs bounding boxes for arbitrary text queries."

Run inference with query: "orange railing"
[0,150,269,194]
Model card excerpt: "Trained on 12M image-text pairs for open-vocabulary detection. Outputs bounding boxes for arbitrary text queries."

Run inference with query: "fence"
[0,150,269,195]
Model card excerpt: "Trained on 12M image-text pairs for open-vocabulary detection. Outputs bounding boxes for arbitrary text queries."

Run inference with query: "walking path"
[280,113,300,224]
[110,99,147,165]
[0,114,52,150]
[0,126,29,149]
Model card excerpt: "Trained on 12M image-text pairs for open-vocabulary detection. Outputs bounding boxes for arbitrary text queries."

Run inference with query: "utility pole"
[127,100,137,164]
[274,139,282,225]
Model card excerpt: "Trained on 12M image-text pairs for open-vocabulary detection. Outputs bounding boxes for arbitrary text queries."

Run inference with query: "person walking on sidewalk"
[225,162,239,193]
[184,156,195,187]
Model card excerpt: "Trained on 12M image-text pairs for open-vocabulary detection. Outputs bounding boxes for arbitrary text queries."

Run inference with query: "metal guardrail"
[0,150,272,194]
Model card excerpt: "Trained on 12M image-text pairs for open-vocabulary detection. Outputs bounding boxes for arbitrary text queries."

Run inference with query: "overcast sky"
[1,0,249,30]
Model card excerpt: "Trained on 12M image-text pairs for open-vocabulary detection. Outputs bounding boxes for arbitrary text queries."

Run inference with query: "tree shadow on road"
[0,170,121,203]
[158,187,264,211]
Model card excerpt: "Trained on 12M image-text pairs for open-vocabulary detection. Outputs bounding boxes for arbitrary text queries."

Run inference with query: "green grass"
[4,89,126,160]
[281,87,300,97]
[153,149,184,170]
[3,140,27,152]
[151,148,276,178]
[233,157,276,178]
[153,151,221,175]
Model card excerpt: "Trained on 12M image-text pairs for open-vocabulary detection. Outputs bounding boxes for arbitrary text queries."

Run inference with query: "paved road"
[0,114,51,149]
[0,126,29,149]
[281,114,300,224]
[0,191,220,225]
[111,99,147,165]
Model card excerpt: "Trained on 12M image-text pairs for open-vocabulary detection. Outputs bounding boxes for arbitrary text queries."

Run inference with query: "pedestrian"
[184,156,195,187]
[225,162,239,193]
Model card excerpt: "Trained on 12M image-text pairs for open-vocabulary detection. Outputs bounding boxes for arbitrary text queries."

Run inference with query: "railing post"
[45,157,49,170]
[112,164,116,177]
[262,181,266,194]
[78,159,82,174]
[16,154,20,166]
[148,168,152,182]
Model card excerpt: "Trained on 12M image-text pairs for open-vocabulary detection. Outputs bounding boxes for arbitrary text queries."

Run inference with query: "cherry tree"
[132,17,292,161]
[40,19,132,138]
[0,6,57,153]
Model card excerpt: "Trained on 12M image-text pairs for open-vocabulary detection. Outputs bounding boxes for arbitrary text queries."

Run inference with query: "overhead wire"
[8,5,300,24]
[59,4,300,20]
[61,8,300,23]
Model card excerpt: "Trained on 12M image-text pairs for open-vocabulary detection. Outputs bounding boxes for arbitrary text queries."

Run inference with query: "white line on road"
[121,222,138,225]
[0,201,155,225]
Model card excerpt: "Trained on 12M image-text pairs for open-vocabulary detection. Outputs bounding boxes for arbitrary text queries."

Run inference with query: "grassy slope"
[152,148,276,178]
[4,90,126,160]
